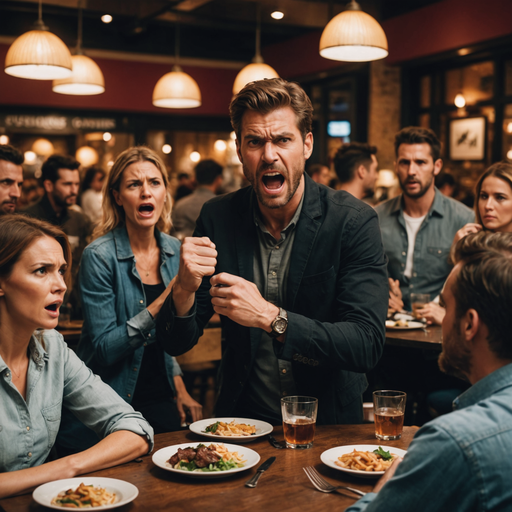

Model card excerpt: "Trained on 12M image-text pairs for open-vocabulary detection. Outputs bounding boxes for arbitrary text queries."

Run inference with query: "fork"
[303,467,366,498]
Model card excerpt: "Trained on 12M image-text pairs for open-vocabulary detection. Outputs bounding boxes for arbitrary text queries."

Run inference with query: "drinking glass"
[281,396,318,449]
[411,293,430,319]
[373,390,406,440]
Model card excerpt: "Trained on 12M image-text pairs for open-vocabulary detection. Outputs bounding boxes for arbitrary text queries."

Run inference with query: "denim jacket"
[76,226,182,402]
[347,363,512,512]
[0,330,153,471]
[376,189,474,309]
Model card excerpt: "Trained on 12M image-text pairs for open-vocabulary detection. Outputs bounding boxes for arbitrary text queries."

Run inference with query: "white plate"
[321,444,407,479]
[152,442,260,478]
[385,320,424,330]
[189,417,273,442]
[32,477,138,510]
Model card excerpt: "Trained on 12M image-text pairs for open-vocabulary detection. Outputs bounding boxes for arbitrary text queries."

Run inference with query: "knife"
[245,456,276,488]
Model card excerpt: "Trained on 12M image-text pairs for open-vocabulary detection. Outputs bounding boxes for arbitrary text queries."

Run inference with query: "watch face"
[274,318,287,333]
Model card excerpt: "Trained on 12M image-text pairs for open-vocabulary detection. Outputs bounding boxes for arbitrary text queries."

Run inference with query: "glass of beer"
[411,293,430,320]
[373,390,406,440]
[281,396,318,449]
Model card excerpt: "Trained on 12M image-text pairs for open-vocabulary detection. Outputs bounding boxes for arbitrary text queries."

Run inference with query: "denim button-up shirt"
[347,363,512,512]
[376,189,474,309]
[76,226,181,402]
[0,330,153,471]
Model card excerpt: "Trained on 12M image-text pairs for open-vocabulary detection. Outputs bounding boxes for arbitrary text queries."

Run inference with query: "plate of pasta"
[152,442,260,478]
[321,445,407,478]
[32,477,138,510]
[189,417,273,442]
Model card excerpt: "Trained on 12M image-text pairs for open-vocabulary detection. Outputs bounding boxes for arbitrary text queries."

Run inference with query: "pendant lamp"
[152,20,201,109]
[233,5,279,95]
[53,1,105,95]
[5,0,72,80]
[319,0,388,62]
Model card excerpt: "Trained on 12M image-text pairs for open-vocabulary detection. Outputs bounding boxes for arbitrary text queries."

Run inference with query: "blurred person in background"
[0,215,152,499]
[420,161,512,326]
[80,166,105,225]
[0,144,23,215]
[334,142,379,201]
[174,172,196,201]
[306,163,331,186]
[171,159,223,240]
[376,127,474,313]
[56,147,201,456]
[435,172,458,198]
[24,154,91,320]
[17,177,43,210]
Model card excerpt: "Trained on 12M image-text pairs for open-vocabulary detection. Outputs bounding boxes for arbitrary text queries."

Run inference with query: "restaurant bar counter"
[0,424,417,512]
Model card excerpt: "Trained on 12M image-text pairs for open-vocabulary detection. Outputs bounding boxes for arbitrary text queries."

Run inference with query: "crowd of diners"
[1,78,512,511]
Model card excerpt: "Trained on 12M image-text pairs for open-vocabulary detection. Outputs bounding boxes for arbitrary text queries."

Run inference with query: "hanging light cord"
[35,0,48,30]
[76,0,83,54]
[253,2,264,63]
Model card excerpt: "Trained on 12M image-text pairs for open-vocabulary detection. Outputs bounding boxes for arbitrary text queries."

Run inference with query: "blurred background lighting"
[162,144,172,154]
[0,135,10,145]
[214,140,227,151]
[190,151,201,162]
[24,151,37,164]
[102,132,112,142]
[32,138,54,156]
[101,14,112,24]
[271,11,284,20]
[454,93,466,108]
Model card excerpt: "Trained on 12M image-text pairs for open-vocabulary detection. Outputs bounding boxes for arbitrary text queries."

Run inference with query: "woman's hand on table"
[417,302,445,325]
[174,375,203,424]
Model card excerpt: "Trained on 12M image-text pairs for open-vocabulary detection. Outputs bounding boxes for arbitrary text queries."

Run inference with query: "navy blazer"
[157,175,388,424]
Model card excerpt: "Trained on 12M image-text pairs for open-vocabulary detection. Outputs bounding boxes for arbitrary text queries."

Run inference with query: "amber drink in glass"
[411,293,430,319]
[373,390,406,440]
[281,396,318,449]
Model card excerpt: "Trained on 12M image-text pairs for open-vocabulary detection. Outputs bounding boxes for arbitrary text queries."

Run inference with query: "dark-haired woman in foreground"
[0,215,152,499]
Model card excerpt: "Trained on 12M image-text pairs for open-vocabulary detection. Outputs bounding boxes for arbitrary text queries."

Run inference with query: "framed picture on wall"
[449,116,486,160]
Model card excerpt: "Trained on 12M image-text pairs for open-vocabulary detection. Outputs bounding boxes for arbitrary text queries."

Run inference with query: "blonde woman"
[0,215,152,498]
[58,147,201,454]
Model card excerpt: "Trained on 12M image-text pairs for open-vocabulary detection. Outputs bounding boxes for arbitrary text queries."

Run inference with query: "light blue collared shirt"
[347,363,512,512]
[376,189,474,310]
[0,330,153,471]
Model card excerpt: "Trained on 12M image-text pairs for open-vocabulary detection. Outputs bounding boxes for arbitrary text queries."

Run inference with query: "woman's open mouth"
[138,203,155,217]
[262,172,285,193]
[45,302,61,318]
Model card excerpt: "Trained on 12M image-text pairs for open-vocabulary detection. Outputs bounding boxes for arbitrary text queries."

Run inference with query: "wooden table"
[386,325,442,351]
[0,424,417,512]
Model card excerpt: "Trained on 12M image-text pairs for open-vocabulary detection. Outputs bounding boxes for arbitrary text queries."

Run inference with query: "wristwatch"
[269,307,288,338]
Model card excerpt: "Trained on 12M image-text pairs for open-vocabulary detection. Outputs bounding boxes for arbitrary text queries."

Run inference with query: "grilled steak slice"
[195,446,221,468]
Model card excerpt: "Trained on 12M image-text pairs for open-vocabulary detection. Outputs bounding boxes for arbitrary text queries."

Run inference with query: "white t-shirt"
[403,212,426,278]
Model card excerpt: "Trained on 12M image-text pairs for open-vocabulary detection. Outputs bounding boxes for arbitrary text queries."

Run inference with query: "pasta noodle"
[335,449,395,472]
[204,420,257,436]
[51,483,116,508]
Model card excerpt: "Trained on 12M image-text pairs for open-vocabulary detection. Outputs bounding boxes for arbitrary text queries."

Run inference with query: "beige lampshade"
[232,61,279,95]
[52,54,105,95]
[319,7,388,62]
[152,66,201,109]
[5,29,73,80]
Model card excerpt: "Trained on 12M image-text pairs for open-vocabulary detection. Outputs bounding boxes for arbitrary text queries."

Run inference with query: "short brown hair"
[0,214,72,287]
[229,78,313,140]
[451,231,512,360]
[395,127,441,162]
[94,146,172,239]
[334,142,377,184]
[474,161,512,227]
